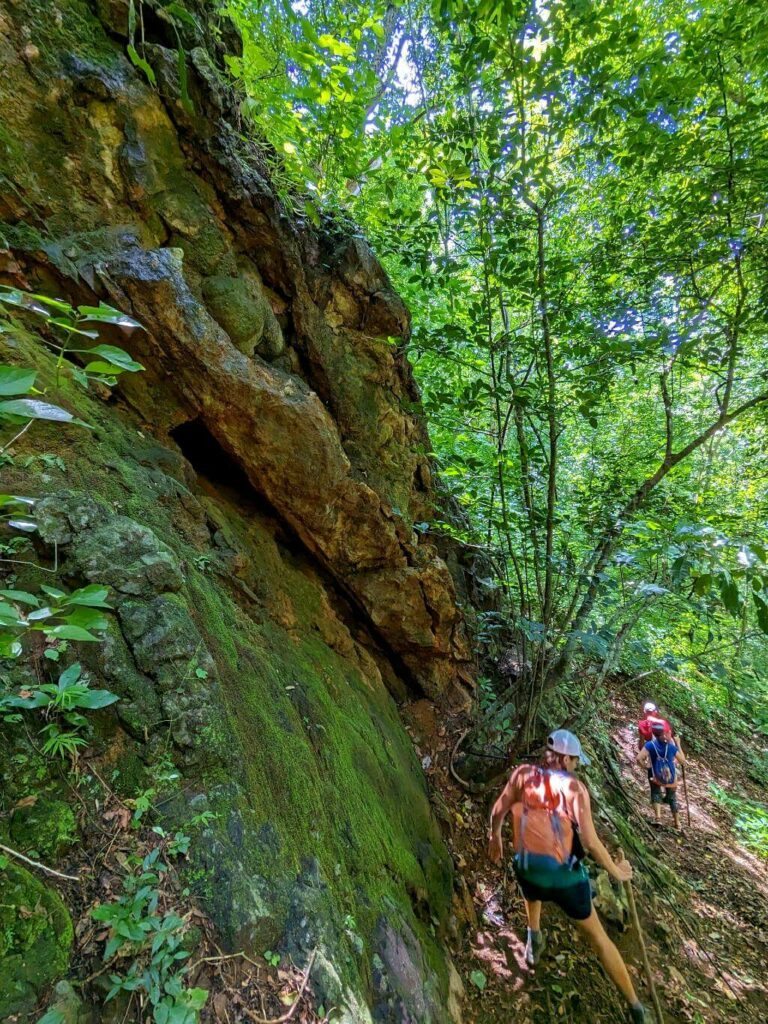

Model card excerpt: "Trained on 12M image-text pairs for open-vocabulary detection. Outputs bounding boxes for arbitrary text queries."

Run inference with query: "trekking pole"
[618,849,665,1024]
[681,764,691,827]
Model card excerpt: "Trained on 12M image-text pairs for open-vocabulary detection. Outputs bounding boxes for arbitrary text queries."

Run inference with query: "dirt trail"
[405,690,768,1024]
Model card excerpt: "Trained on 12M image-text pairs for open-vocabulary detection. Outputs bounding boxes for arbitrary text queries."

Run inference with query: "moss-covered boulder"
[9,796,78,862]
[0,863,73,1017]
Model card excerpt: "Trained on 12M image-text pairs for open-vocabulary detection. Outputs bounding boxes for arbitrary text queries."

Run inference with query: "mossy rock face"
[0,863,74,1017]
[0,0,469,1014]
[202,269,284,359]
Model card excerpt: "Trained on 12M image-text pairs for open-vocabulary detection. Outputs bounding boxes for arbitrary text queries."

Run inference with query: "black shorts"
[515,874,593,920]
[649,782,678,811]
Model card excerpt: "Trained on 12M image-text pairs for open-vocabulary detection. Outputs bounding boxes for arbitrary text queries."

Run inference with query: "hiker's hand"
[488,833,503,865]
[612,858,633,883]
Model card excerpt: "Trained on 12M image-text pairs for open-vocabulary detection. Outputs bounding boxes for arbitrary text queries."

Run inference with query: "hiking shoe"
[524,930,546,967]
[629,1005,647,1023]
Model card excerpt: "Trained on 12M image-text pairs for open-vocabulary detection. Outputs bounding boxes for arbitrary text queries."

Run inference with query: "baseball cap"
[643,701,657,713]
[547,729,591,766]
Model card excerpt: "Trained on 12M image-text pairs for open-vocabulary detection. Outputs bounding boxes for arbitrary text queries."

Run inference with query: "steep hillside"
[0,2,473,1021]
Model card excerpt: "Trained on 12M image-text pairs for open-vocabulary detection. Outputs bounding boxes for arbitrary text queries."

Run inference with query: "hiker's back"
[511,765,583,883]
[645,737,679,787]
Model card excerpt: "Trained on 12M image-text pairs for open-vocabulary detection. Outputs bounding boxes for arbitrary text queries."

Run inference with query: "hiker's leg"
[524,898,542,931]
[574,909,638,1005]
[650,783,662,823]
[668,791,681,829]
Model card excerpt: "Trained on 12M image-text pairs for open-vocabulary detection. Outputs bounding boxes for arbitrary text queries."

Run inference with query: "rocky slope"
[0,1,472,1020]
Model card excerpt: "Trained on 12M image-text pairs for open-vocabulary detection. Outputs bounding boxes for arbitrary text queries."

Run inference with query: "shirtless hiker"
[489,729,647,1023]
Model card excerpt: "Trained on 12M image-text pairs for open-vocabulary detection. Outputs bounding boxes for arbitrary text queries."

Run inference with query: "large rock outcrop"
[0,1,472,1021]
[0,0,472,704]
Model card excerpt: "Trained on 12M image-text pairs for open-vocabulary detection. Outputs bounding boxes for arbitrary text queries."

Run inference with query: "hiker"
[488,730,647,1024]
[637,723,686,829]
[636,701,675,751]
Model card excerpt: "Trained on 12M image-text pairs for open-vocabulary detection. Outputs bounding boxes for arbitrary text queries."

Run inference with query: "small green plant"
[0,363,85,433]
[0,289,144,389]
[126,755,182,825]
[127,0,197,115]
[0,583,113,660]
[91,842,207,1024]
[263,949,281,968]
[1,661,118,758]
[710,783,768,859]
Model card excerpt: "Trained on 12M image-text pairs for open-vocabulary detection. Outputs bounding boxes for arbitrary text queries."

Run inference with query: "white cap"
[547,729,591,766]
[643,701,657,713]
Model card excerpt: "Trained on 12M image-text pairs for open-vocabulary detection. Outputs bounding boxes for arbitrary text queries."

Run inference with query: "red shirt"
[638,714,672,741]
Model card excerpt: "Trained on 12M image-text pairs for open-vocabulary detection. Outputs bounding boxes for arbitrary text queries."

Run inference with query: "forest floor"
[405,681,768,1024]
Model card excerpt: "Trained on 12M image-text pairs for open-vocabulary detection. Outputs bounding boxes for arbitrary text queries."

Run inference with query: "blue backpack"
[647,739,677,787]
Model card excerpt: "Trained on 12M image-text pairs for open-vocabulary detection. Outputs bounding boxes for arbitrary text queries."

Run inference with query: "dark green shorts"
[515,873,593,920]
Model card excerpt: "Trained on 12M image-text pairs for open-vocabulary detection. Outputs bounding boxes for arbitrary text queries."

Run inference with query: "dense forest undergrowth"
[2,0,768,1023]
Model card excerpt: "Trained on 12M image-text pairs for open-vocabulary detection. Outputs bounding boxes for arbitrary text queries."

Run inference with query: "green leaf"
[165,3,199,29]
[84,361,124,376]
[27,606,54,621]
[0,589,40,606]
[718,577,741,616]
[66,584,111,607]
[184,988,208,1011]
[24,292,73,313]
[46,624,101,642]
[58,662,82,688]
[85,345,144,372]
[40,585,66,601]
[469,969,486,991]
[0,399,74,422]
[0,601,24,622]
[0,365,36,396]
[7,518,38,532]
[317,34,355,57]
[754,592,768,634]
[77,304,143,329]
[0,638,23,658]
[63,607,109,631]
[128,44,157,86]
[0,494,35,508]
[4,690,49,709]
[177,41,194,115]
[76,688,120,710]
[0,288,71,316]
[36,1008,67,1024]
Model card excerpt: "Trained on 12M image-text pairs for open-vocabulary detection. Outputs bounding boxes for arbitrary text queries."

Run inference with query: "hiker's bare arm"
[572,782,632,882]
[637,747,649,767]
[488,767,523,864]
[675,746,686,764]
